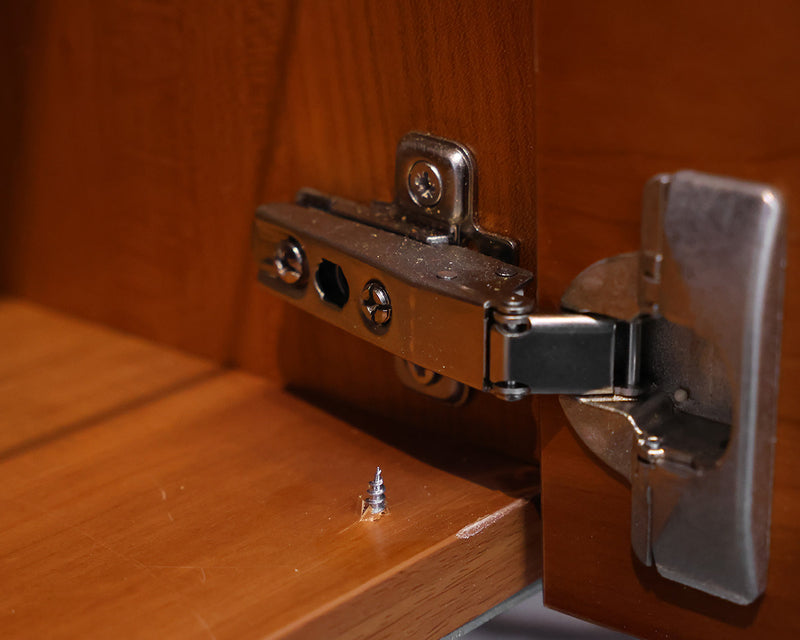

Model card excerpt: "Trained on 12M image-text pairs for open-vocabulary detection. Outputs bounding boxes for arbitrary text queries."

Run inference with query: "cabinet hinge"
[252,132,785,606]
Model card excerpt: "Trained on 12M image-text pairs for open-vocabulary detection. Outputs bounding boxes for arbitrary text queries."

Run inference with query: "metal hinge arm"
[254,200,625,400]
[488,313,622,400]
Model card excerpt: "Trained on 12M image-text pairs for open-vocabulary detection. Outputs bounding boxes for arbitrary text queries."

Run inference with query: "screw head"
[360,280,392,330]
[407,160,442,207]
[273,238,306,285]
[495,265,517,278]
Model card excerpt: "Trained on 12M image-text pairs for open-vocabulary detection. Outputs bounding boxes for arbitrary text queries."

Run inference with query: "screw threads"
[365,467,386,514]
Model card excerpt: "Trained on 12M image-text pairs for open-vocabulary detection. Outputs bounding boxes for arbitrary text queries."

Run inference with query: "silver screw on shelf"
[365,467,386,514]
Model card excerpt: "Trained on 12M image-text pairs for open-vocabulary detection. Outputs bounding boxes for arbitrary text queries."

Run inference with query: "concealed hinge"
[253,133,618,400]
[252,132,785,605]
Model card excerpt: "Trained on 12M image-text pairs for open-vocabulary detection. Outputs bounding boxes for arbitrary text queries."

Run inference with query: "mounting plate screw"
[360,280,392,330]
[273,238,306,285]
[366,467,386,514]
[407,160,442,207]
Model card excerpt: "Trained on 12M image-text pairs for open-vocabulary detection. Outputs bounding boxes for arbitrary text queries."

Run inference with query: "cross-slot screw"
[407,160,442,207]
[360,280,392,330]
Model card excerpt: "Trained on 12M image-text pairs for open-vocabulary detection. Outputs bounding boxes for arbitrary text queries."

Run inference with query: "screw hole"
[315,259,349,308]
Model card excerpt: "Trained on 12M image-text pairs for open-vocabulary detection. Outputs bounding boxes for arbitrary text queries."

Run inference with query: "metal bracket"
[252,133,786,604]
[560,171,786,605]
[295,132,518,263]
[394,132,518,261]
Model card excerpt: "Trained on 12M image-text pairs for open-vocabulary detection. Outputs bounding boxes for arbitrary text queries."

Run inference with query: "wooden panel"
[235,0,541,460]
[0,298,215,457]
[0,368,541,639]
[2,0,293,361]
[0,2,36,284]
[2,0,542,461]
[537,1,800,637]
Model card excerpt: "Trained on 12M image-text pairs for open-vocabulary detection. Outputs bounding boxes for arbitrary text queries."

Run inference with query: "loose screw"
[366,467,386,514]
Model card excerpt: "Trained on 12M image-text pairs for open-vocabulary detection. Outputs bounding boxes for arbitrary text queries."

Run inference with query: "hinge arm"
[253,199,626,400]
[488,313,621,400]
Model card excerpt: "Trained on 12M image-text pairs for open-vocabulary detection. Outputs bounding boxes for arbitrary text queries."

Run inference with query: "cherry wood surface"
[0,299,541,639]
[0,0,541,462]
[536,2,800,638]
[0,0,293,362]
[0,298,216,457]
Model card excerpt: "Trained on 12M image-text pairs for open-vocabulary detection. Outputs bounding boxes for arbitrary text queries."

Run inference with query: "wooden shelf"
[0,299,216,457]
[0,299,541,639]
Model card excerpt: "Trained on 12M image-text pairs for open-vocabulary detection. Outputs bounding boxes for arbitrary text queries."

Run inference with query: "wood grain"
[1,0,293,361]
[537,1,800,637]
[0,366,540,639]
[0,2,36,287]
[0,298,215,457]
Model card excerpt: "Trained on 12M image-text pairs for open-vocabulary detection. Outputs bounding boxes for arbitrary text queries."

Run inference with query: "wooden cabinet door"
[537,3,800,638]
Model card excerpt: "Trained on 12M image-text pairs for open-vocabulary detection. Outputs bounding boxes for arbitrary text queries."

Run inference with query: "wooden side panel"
[0,2,37,284]
[537,2,800,637]
[236,0,541,459]
[1,0,542,460]
[2,0,292,361]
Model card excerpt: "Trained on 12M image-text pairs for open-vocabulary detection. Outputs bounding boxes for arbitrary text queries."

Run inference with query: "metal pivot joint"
[252,133,786,605]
